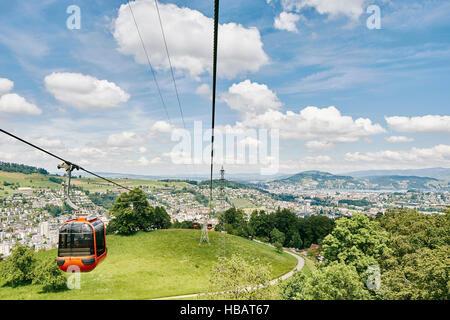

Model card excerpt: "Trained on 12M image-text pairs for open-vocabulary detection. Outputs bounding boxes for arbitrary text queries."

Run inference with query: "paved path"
[152,242,304,300]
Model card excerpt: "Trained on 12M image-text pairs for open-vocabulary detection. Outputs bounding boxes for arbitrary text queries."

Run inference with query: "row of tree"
[0,162,49,175]
[215,207,335,250]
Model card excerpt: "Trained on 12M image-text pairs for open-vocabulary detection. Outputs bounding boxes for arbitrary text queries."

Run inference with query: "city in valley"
[1,164,449,258]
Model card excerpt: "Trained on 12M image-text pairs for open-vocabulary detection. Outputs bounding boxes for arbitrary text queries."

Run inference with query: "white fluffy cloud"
[222,81,385,142]
[221,80,282,119]
[0,93,42,115]
[0,78,14,95]
[44,72,130,110]
[281,0,368,20]
[385,115,450,133]
[385,136,414,143]
[195,83,211,99]
[113,1,269,79]
[107,131,143,147]
[345,144,450,163]
[274,12,301,33]
[150,120,176,135]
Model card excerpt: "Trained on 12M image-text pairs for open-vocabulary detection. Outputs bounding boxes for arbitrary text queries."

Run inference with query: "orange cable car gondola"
[55,162,107,272]
[56,216,107,272]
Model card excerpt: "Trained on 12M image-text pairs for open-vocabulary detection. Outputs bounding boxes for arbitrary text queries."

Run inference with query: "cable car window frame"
[58,222,95,257]
[93,220,106,257]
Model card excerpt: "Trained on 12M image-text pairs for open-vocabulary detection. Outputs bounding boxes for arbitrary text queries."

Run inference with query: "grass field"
[0,171,61,196]
[0,229,297,300]
[0,170,192,196]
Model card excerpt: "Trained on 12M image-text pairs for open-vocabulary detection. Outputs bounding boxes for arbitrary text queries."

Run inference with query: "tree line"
[214,207,335,250]
[0,162,49,175]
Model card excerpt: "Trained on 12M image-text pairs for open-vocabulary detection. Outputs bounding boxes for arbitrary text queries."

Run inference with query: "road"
[152,242,305,300]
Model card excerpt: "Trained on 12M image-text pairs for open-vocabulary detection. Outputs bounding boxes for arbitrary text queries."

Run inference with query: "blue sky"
[0,0,449,176]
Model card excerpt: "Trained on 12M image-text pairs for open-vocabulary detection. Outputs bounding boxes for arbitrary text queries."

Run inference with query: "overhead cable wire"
[208,0,220,218]
[153,0,186,129]
[128,0,172,125]
[0,128,132,192]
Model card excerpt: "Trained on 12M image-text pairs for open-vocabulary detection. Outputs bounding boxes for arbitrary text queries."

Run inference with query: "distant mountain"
[345,168,450,181]
[364,175,442,190]
[273,171,369,190]
[271,170,450,191]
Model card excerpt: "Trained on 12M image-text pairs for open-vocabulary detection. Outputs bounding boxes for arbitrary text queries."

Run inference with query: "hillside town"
[1,178,449,258]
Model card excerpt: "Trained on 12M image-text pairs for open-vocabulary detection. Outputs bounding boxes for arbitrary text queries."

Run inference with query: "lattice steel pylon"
[199,215,210,245]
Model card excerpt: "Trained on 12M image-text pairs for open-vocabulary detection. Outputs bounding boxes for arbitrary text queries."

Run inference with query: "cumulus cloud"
[0,78,14,95]
[385,136,414,143]
[44,72,130,110]
[138,156,150,166]
[221,80,282,119]
[150,120,177,135]
[195,83,211,99]
[345,144,450,163]
[281,0,368,20]
[274,12,302,33]
[0,93,42,115]
[107,131,143,147]
[113,1,269,79]
[385,115,450,133]
[222,82,385,142]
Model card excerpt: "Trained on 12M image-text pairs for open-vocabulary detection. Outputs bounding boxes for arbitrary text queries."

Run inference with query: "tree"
[280,262,371,300]
[216,208,248,237]
[273,208,298,246]
[321,213,389,277]
[377,209,450,300]
[248,210,274,241]
[210,254,278,300]
[153,206,171,229]
[0,243,36,287]
[107,188,170,235]
[290,232,303,249]
[32,257,67,292]
[270,228,285,253]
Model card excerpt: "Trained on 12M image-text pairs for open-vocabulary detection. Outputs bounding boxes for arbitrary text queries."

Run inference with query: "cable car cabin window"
[58,222,94,257]
[93,221,105,257]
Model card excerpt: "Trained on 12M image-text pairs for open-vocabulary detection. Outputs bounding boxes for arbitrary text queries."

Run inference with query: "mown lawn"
[0,229,296,300]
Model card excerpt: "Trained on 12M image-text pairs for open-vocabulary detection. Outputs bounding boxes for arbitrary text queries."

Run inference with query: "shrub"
[32,258,67,292]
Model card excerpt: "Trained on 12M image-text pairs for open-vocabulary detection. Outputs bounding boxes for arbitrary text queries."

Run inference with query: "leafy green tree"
[153,206,171,229]
[377,209,450,300]
[210,254,278,300]
[290,232,303,249]
[280,262,371,300]
[0,243,36,287]
[32,257,67,292]
[107,188,170,234]
[273,208,298,246]
[270,228,285,253]
[248,210,274,240]
[321,213,389,277]
[216,208,248,237]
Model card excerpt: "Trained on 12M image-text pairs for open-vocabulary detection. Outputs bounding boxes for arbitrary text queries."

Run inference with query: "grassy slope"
[0,171,61,196]
[0,229,296,300]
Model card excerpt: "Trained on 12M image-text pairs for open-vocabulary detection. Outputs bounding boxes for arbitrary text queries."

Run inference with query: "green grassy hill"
[0,229,297,300]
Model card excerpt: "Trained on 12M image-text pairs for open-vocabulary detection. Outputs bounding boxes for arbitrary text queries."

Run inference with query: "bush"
[0,243,36,287]
[32,258,67,292]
